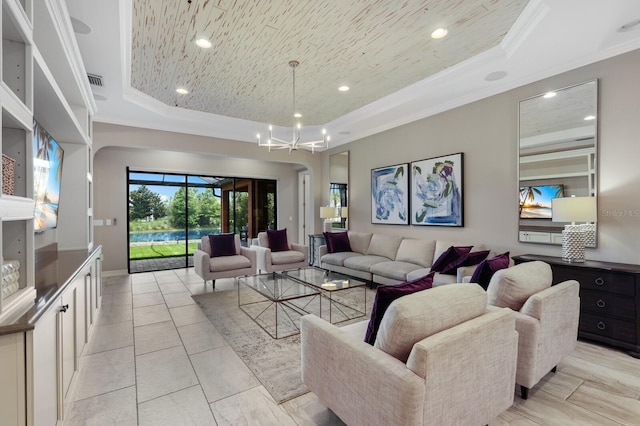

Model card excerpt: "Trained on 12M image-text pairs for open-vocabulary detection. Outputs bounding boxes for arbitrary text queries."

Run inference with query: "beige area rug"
[193,285,370,404]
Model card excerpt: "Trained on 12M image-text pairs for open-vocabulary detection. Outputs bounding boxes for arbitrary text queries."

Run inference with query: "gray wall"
[92,123,322,272]
[334,49,640,265]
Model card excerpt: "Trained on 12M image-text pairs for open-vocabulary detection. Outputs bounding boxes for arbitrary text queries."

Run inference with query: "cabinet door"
[0,333,26,426]
[60,287,77,400]
[31,299,61,426]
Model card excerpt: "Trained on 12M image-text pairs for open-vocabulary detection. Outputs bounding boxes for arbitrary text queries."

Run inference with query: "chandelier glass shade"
[257,60,329,153]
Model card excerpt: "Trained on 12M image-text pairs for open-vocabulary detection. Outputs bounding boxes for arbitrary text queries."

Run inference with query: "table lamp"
[341,207,348,229]
[320,206,337,233]
[552,196,597,262]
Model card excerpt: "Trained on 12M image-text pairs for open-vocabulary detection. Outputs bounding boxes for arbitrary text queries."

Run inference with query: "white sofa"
[301,283,518,426]
[319,231,496,286]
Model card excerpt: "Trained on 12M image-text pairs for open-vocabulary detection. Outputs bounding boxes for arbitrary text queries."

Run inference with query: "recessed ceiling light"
[431,28,448,39]
[584,115,596,121]
[176,88,189,95]
[294,113,302,118]
[618,18,640,32]
[195,38,212,48]
[543,91,557,98]
[338,85,350,92]
[485,71,507,81]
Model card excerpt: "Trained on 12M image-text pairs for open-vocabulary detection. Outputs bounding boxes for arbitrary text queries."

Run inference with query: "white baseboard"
[102,269,129,277]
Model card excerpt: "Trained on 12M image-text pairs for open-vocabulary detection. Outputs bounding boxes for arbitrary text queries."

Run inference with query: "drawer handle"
[59,304,69,313]
[597,321,606,330]
[596,299,606,308]
[595,277,605,286]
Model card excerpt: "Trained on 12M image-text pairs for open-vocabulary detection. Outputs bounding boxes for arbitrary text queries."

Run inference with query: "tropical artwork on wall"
[371,163,409,225]
[410,153,464,227]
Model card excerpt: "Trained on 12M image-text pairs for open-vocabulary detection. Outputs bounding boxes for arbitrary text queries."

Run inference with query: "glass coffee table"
[284,267,367,324]
[238,272,321,339]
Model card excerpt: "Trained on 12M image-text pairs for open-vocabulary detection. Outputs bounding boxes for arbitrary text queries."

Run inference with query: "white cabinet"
[0,332,26,426]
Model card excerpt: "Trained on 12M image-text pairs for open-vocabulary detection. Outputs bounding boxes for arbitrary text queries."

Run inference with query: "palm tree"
[519,186,542,215]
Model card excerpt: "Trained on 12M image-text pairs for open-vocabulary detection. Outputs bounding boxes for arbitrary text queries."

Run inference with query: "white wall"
[334,49,640,265]
[92,123,323,272]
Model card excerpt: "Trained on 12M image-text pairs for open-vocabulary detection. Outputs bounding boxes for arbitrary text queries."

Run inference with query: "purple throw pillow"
[470,252,511,290]
[323,231,352,253]
[442,250,491,275]
[266,229,289,252]
[364,272,435,346]
[431,246,473,273]
[209,233,236,257]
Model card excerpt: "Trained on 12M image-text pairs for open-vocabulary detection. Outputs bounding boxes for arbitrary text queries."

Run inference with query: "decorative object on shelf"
[410,152,464,227]
[2,154,16,195]
[341,206,348,229]
[371,163,409,225]
[320,206,338,233]
[256,60,329,153]
[552,196,597,262]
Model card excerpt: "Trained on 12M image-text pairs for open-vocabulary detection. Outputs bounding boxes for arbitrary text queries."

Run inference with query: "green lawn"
[129,242,198,260]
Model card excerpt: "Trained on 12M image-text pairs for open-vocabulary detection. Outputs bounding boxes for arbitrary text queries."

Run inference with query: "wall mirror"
[518,80,598,246]
[329,151,349,230]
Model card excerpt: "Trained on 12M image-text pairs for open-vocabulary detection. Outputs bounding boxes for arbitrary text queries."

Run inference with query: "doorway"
[127,169,277,273]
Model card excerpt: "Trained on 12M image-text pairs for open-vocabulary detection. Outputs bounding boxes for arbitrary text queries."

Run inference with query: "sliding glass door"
[127,169,276,273]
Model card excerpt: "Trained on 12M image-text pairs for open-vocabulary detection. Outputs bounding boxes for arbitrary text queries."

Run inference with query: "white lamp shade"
[320,206,337,219]
[552,196,597,223]
[341,207,348,218]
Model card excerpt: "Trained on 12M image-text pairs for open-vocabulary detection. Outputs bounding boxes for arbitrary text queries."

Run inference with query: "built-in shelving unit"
[0,1,98,423]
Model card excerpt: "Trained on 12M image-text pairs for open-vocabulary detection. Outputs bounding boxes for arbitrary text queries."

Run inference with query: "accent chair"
[486,260,580,399]
[193,234,256,287]
[252,230,308,273]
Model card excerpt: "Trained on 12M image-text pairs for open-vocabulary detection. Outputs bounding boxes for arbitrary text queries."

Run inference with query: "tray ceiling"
[130,0,529,127]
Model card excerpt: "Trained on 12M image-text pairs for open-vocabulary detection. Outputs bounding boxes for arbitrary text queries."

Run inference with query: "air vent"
[87,73,103,87]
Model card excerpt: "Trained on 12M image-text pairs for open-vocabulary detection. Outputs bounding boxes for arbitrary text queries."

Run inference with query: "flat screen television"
[519,184,564,219]
[33,120,64,232]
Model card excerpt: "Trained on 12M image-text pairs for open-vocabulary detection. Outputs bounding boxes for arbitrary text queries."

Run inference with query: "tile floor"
[64,268,640,425]
[64,268,343,425]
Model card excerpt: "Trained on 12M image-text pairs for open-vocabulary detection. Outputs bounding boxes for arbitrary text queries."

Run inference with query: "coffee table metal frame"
[237,272,321,339]
[284,267,367,324]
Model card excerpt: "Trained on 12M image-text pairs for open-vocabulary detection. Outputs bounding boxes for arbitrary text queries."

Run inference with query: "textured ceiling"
[130,0,529,127]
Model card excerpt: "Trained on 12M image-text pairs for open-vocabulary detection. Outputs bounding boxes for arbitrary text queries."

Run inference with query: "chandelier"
[257,60,329,153]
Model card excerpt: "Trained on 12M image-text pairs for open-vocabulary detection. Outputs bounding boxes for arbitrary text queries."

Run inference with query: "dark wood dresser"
[512,254,640,357]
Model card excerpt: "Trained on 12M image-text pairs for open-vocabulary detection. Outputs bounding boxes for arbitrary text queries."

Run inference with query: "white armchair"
[486,261,580,399]
[301,284,518,426]
[193,234,256,287]
[252,230,308,273]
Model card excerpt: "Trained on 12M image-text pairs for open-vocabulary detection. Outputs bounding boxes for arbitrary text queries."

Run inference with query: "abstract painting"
[371,164,409,225]
[410,153,463,226]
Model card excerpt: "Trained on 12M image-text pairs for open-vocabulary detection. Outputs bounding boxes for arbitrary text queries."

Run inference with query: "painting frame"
[371,163,409,225]
[410,152,464,227]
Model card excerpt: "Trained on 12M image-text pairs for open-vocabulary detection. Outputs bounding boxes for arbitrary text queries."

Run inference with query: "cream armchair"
[486,261,580,399]
[252,230,308,273]
[193,234,256,287]
[301,284,518,426]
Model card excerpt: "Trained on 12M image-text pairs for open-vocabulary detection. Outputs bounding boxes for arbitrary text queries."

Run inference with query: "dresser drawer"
[580,313,637,344]
[553,266,635,296]
[580,290,636,320]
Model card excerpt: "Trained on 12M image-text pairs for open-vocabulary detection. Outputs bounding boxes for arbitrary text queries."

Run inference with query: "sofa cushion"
[441,249,490,275]
[271,250,305,265]
[487,260,552,311]
[431,245,473,273]
[375,283,488,362]
[366,234,403,260]
[364,272,435,345]
[343,255,390,272]
[323,231,352,253]
[347,231,373,254]
[395,239,436,268]
[267,229,289,252]
[321,252,362,267]
[470,252,511,290]
[209,233,237,257]
[370,261,424,282]
[210,254,251,272]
